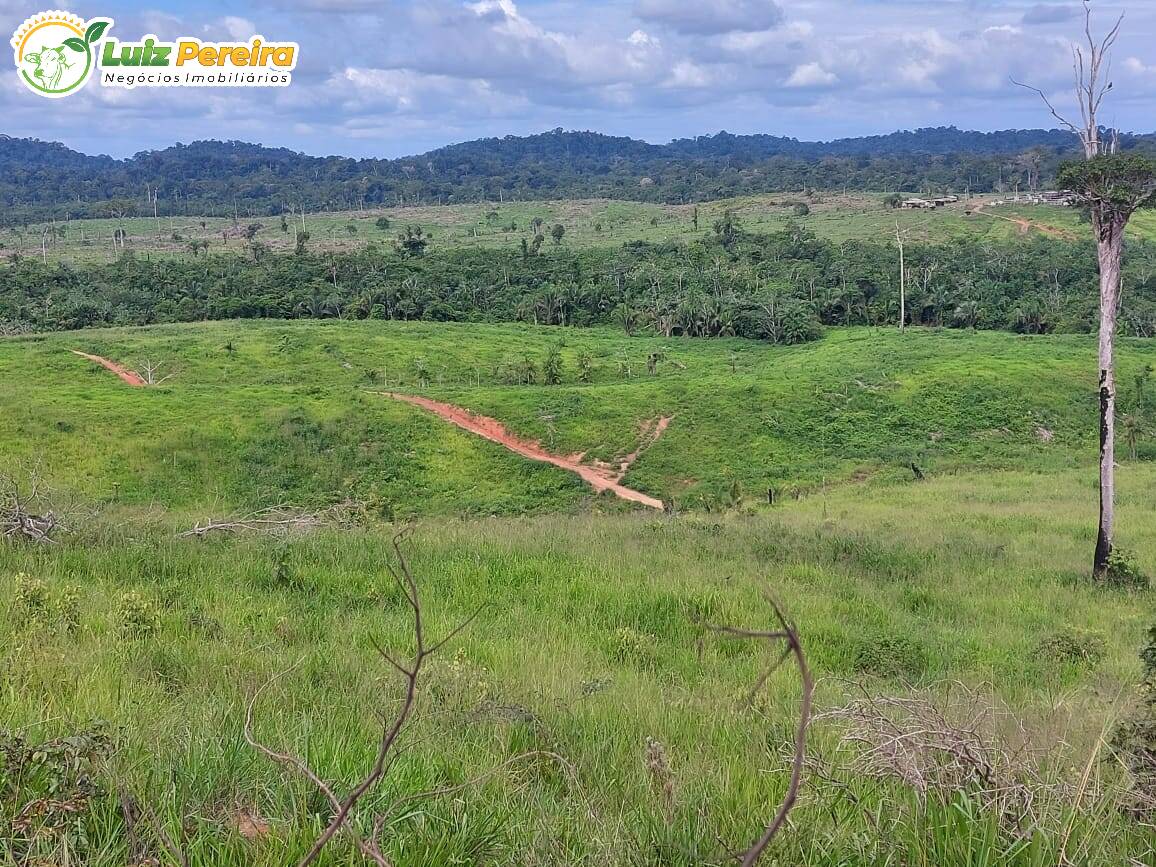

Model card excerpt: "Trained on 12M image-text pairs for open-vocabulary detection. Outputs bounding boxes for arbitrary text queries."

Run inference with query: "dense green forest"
[4,219,1156,339]
[4,126,1156,222]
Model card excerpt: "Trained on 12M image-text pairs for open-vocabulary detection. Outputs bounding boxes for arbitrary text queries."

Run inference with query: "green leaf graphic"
[85,20,109,43]
[63,37,86,52]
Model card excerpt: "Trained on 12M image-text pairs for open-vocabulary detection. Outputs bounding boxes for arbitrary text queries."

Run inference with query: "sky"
[2,0,1154,159]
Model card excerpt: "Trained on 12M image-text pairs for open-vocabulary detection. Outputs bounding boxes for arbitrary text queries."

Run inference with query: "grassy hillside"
[2,468,1155,865]
[3,319,1156,864]
[8,193,1153,264]
[2,322,1155,519]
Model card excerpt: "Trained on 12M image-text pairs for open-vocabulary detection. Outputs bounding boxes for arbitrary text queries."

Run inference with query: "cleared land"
[2,321,1154,865]
[9,193,1154,264]
[3,321,1155,514]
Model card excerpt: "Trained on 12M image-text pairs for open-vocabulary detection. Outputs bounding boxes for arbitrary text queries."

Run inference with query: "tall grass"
[2,465,1154,864]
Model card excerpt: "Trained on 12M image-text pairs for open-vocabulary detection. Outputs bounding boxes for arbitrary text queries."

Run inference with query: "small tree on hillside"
[543,343,563,385]
[397,226,428,257]
[1016,2,1156,580]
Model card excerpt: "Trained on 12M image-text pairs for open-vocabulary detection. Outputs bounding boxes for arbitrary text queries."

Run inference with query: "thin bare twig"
[244,530,499,867]
[705,595,813,866]
[116,787,189,867]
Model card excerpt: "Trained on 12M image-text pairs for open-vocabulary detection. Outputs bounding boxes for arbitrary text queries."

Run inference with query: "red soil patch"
[381,392,670,510]
[70,350,146,386]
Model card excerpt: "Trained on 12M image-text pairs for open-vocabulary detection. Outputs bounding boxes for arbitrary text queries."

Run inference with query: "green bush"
[852,632,929,679]
[13,573,81,632]
[0,726,114,863]
[778,302,823,345]
[609,627,661,670]
[1103,548,1150,590]
[1037,629,1105,667]
[117,592,159,639]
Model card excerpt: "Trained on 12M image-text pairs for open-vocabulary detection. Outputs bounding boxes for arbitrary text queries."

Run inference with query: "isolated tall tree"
[1016,2,1156,579]
[895,222,907,332]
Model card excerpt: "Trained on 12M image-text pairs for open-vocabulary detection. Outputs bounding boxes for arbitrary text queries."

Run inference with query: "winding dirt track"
[70,351,146,386]
[380,392,669,509]
[970,202,1071,240]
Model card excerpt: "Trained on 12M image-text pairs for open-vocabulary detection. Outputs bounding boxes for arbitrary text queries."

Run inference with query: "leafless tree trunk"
[895,221,906,332]
[1014,2,1125,578]
[1094,220,1124,574]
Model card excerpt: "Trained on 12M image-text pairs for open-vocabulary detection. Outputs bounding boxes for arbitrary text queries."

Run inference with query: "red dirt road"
[971,202,1072,240]
[70,350,146,387]
[381,392,669,509]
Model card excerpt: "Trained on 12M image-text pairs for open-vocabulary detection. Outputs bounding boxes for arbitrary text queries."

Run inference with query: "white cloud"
[1,0,1153,159]
[219,17,258,41]
[664,60,718,88]
[983,25,1022,38]
[785,62,836,88]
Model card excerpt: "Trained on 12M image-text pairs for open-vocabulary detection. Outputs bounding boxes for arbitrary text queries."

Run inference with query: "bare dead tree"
[1013,2,1156,578]
[1013,2,1123,159]
[895,221,908,332]
[134,359,176,387]
[703,596,813,866]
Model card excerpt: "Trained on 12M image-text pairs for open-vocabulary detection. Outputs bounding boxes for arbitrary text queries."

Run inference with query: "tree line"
[4,127,1156,224]
[3,218,1155,341]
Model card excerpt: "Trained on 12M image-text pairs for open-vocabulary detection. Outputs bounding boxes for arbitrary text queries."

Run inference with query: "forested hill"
[3,126,1155,221]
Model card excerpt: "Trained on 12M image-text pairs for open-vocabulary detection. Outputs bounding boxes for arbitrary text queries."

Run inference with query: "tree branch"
[705,595,813,866]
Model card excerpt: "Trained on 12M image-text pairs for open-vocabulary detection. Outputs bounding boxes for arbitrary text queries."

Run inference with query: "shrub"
[13,573,80,632]
[1102,548,1150,590]
[0,725,114,861]
[778,302,823,345]
[852,633,929,679]
[543,343,563,385]
[14,572,51,625]
[427,648,493,710]
[576,351,594,383]
[609,627,661,670]
[1036,629,1105,667]
[118,592,159,639]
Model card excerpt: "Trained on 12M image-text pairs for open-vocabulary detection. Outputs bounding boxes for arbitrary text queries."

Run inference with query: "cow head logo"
[11,11,111,97]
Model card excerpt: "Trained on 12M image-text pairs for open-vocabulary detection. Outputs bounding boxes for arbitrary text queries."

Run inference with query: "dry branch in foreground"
[1,466,64,544]
[818,682,1053,834]
[181,502,356,538]
[244,530,580,867]
[704,595,813,866]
